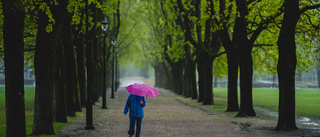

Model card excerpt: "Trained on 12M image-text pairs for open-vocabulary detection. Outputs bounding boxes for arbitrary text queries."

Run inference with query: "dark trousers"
[128,117,142,137]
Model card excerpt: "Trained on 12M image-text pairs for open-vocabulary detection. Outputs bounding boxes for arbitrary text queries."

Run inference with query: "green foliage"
[213,50,228,78]
[117,0,166,69]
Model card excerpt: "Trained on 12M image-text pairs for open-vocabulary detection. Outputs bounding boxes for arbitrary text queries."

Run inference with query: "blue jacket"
[123,94,146,117]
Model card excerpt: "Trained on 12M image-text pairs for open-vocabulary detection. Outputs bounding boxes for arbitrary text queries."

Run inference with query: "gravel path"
[57,78,320,137]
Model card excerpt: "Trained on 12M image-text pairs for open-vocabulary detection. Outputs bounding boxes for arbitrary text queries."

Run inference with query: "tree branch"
[249,4,284,45]
[253,44,274,47]
[300,4,320,14]
[177,0,198,47]
[118,23,137,47]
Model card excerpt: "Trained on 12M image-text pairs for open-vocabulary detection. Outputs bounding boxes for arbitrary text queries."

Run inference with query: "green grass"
[0,86,76,137]
[214,88,320,118]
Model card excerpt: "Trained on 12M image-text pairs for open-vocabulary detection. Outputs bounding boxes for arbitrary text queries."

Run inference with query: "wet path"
[57,77,320,137]
[58,77,253,137]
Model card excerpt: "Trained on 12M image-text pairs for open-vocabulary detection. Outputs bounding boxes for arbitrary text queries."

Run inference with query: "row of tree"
[2,0,121,136]
[2,0,320,136]
[127,0,320,131]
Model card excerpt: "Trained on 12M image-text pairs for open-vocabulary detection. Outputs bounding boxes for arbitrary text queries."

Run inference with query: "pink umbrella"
[125,83,160,97]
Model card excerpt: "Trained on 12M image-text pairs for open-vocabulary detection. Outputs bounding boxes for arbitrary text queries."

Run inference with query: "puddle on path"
[255,107,320,126]
[297,117,320,126]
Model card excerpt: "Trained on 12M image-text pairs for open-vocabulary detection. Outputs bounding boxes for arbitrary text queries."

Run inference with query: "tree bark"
[276,0,299,131]
[154,62,170,89]
[33,0,68,135]
[2,0,26,136]
[197,52,214,105]
[221,21,240,111]
[92,5,102,102]
[54,33,67,123]
[63,12,79,116]
[236,48,256,117]
[183,44,196,98]
[73,11,87,108]
[226,48,239,112]
[317,64,320,88]
[171,60,184,95]
[234,0,256,117]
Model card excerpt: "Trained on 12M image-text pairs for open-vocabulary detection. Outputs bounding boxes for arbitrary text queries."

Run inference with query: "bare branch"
[300,4,320,14]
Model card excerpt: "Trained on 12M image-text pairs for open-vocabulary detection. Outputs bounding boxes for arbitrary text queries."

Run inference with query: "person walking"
[123,94,146,137]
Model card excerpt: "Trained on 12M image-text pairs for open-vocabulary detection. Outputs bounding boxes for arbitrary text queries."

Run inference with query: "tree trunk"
[2,0,26,136]
[183,44,192,98]
[154,62,166,88]
[74,22,87,108]
[317,65,320,88]
[154,63,160,87]
[184,45,197,100]
[276,0,299,131]
[317,48,320,88]
[163,62,172,89]
[54,34,67,123]
[220,5,240,112]
[236,48,256,117]
[33,0,68,135]
[63,12,78,116]
[92,5,103,102]
[171,60,184,95]
[226,48,239,112]
[213,77,218,88]
[233,0,256,117]
[197,53,214,105]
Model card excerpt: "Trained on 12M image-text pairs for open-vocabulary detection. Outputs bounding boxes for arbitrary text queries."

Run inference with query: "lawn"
[0,86,75,137]
[214,88,320,118]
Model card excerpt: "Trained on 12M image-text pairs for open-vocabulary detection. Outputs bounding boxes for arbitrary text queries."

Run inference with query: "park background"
[1,0,320,136]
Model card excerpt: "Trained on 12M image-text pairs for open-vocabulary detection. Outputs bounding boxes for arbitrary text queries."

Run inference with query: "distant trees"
[137,0,320,131]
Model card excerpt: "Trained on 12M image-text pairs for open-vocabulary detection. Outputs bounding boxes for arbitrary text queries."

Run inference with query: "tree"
[54,24,67,122]
[161,0,185,95]
[218,0,239,112]
[219,0,284,116]
[174,1,197,99]
[232,0,257,117]
[32,0,69,135]
[177,0,224,105]
[276,0,299,130]
[276,0,320,131]
[72,8,87,107]
[2,0,26,136]
[63,11,80,116]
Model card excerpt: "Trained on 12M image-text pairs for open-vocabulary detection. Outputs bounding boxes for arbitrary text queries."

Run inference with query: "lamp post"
[111,37,116,98]
[101,19,108,109]
[115,46,119,91]
[85,0,94,130]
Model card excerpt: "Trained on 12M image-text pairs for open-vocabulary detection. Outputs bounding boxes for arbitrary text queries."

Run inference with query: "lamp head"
[101,19,108,32]
[111,37,116,45]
